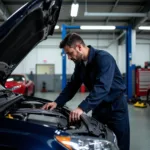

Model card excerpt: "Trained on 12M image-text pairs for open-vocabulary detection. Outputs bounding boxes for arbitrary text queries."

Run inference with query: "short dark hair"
[59,33,85,48]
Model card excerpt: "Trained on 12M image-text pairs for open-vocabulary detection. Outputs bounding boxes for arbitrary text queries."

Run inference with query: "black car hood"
[0,0,62,85]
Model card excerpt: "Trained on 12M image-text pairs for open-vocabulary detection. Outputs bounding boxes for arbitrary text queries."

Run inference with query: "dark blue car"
[0,0,118,149]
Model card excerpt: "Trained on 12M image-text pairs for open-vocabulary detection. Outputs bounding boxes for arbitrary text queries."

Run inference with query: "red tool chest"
[136,68,150,96]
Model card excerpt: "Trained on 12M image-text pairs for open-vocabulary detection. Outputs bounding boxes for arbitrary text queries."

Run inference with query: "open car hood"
[0,0,62,85]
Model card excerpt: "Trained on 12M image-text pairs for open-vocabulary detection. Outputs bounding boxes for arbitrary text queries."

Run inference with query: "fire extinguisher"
[80,84,85,93]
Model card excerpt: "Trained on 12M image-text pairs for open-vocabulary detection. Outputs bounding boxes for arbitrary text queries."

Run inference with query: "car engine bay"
[2,96,115,142]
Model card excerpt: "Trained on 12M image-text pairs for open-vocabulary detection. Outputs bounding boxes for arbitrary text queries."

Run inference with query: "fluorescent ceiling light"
[80,26,116,30]
[55,25,59,29]
[138,26,150,30]
[70,3,79,17]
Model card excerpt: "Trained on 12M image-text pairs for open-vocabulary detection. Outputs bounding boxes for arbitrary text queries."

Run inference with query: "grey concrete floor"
[35,92,150,150]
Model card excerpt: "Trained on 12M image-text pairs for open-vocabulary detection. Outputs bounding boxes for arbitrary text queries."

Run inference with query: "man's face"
[64,45,83,64]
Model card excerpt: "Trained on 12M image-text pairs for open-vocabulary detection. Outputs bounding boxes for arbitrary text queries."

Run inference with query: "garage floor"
[35,92,150,150]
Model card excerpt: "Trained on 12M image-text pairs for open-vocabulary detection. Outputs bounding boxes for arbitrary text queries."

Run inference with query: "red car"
[5,74,35,96]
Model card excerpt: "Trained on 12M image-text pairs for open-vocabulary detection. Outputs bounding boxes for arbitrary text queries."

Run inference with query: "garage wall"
[135,43,150,67]
[118,44,126,74]
[136,38,150,67]
[12,34,150,92]
[13,34,118,74]
[118,38,150,73]
[13,34,150,75]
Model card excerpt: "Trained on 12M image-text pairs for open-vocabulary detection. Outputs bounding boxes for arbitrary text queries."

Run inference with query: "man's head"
[59,33,87,63]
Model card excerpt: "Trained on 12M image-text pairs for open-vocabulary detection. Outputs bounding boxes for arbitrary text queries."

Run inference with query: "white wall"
[13,34,150,75]
[135,43,150,67]
[118,38,150,73]
[13,34,118,74]
[118,44,126,73]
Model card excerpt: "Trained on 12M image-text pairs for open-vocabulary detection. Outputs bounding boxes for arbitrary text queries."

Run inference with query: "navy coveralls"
[55,46,130,150]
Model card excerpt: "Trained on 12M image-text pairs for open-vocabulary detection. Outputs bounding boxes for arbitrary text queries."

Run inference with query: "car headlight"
[12,85,21,90]
[113,133,118,146]
[56,136,119,150]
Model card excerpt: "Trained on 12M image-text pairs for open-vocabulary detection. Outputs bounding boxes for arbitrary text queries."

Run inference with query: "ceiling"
[0,0,150,36]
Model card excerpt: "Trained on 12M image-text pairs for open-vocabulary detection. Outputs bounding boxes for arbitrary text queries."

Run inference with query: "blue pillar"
[61,25,132,99]
[61,24,67,90]
[64,25,80,29]
[61,25,80,90]
[126,26,132,99]
[116,26,132,99]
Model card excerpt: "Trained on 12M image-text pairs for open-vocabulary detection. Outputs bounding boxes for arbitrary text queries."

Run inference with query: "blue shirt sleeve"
[55,64,82,106]
[78,54,116,113]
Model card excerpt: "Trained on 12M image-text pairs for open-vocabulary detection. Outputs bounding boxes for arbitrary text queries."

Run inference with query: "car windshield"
[7,75,25,82]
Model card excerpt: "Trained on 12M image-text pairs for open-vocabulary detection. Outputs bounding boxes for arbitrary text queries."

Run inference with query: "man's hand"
[42,102,57,110]
[69,107,83,122]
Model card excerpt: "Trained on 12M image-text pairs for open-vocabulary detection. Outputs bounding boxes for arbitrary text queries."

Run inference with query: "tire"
[31,86,35,96]
[24,88,28,96]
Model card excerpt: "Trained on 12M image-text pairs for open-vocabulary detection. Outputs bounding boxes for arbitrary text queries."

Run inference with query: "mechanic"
[42,33,130,150]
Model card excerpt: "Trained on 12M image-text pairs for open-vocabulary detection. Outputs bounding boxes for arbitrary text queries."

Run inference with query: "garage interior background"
[0,0,150,95]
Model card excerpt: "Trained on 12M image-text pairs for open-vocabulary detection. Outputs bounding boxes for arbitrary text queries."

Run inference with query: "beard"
[71,53,82,64]
[71,59,80,64]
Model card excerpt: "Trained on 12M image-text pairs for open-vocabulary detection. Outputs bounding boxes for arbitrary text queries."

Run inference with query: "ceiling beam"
[3,1,144,6]
[1,18,149,24]
[108,31,125,47]
[0,0,10,20]
[128,2,146,26]
[131,0,150,35]
[118,0,150,45]
[133,1,150,29]
[58,19,130,23]
[105,0,120,24]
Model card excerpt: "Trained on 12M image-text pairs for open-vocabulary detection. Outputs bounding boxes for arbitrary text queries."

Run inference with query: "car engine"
[3,96,115,142]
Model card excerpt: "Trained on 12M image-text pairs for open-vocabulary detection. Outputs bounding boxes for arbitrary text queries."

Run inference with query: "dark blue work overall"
[55,46,130,150]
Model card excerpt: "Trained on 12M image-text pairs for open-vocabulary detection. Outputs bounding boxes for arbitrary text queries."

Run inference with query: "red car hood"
[5,81,24,89]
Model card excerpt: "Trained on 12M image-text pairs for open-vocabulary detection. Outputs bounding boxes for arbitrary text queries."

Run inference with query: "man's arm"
[55,64,82,106]
[78,54,116,113]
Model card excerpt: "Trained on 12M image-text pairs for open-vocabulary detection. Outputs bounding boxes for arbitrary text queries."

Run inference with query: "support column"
[61,25,80,90]
[61,24,67,90]
[126,26,132,99]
